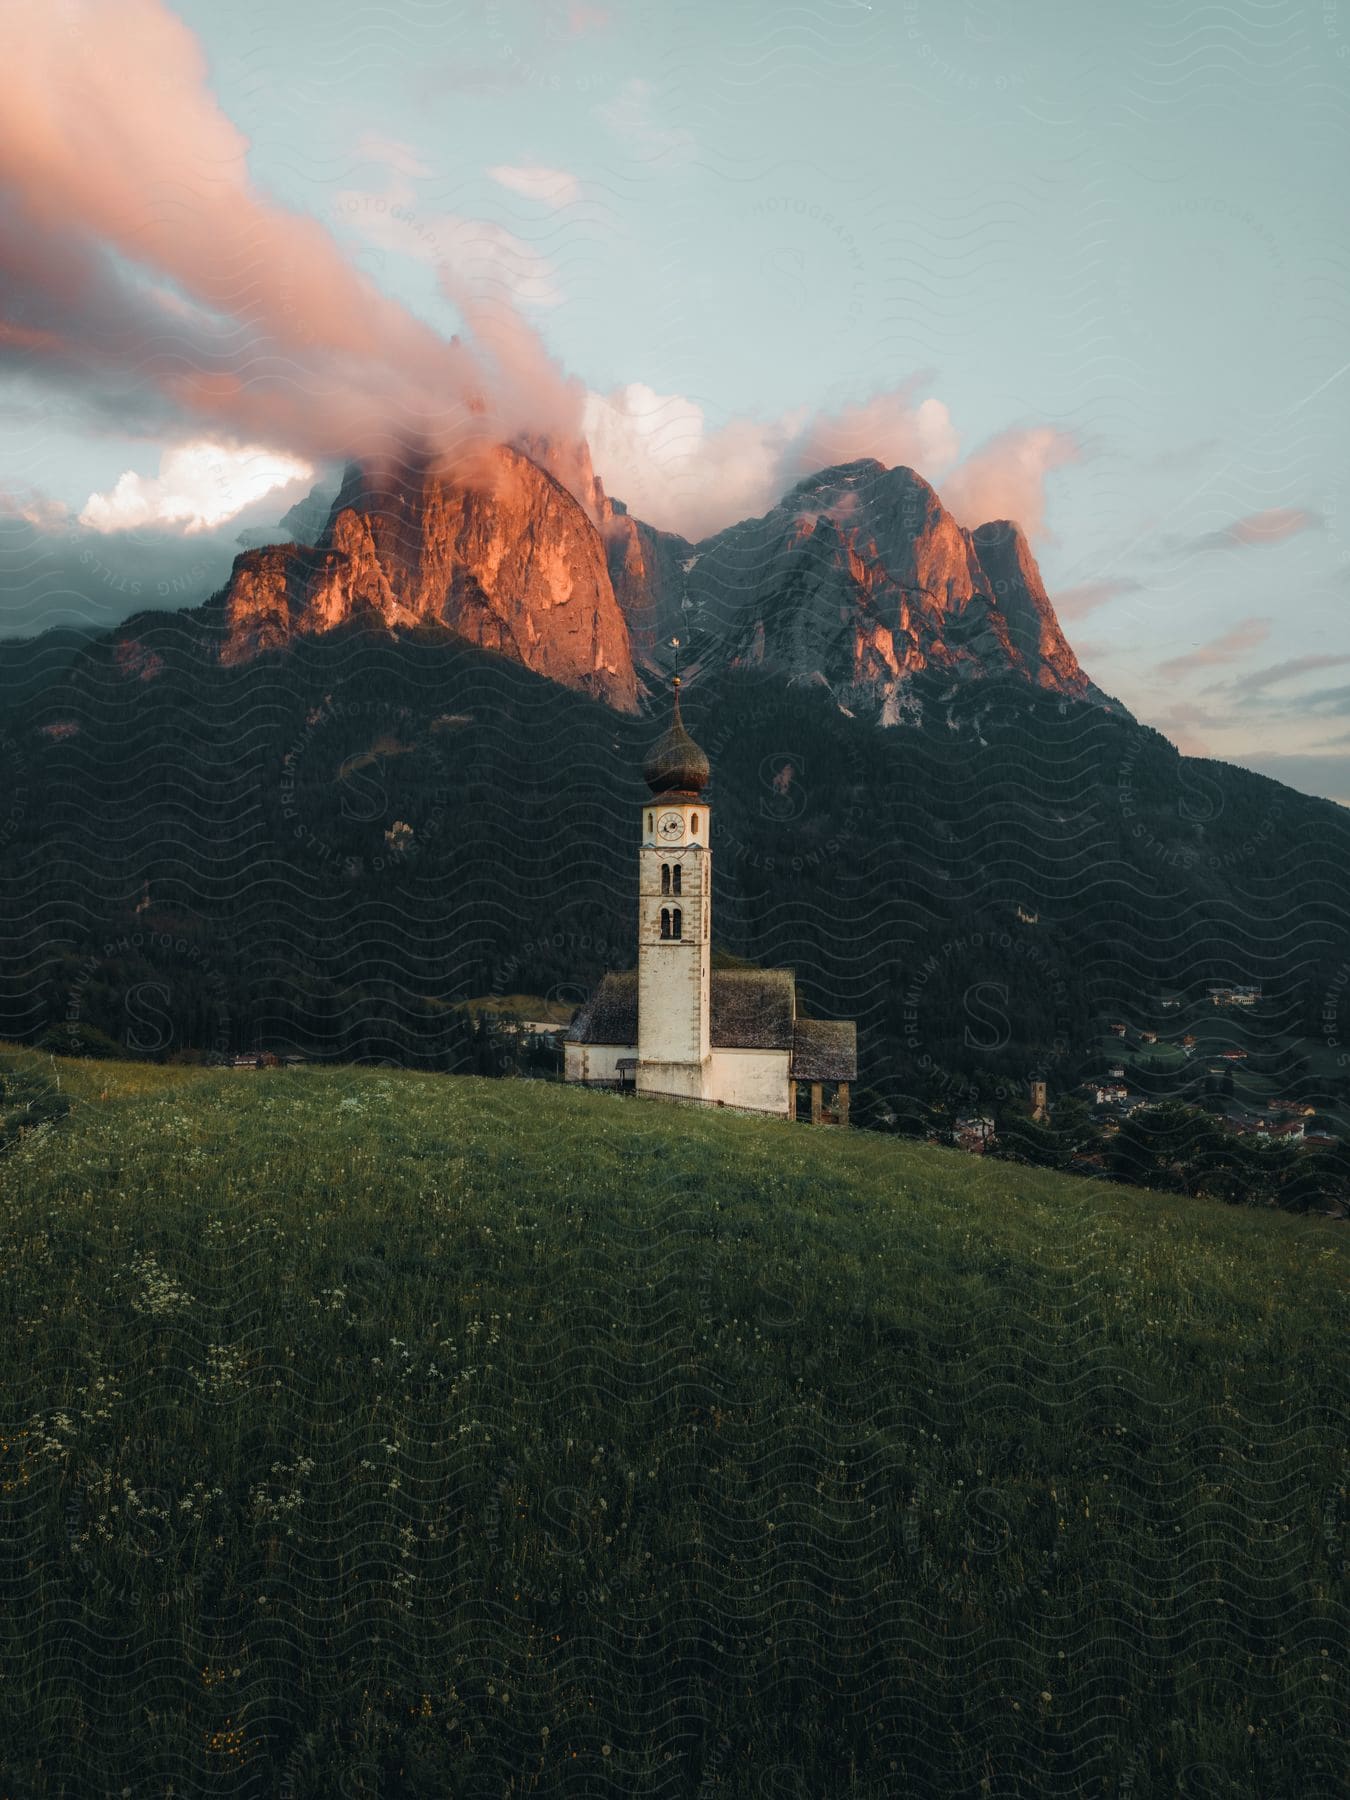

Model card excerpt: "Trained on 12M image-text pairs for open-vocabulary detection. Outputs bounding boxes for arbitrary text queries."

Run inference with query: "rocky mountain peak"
[216,443,638,712]
[658,463,1113,714]
[211,440,1115,722]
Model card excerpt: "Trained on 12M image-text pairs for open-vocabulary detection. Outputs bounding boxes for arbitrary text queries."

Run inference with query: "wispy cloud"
[1154,616,1271,682]
[487,164,582,207]
[355,132,432,178]
[595,79,694,167]
[939,426,1080,541]
[1230,652,1350,696]
[338,179,566,308]
[1052,577,1143,619]
[1180,507,1324,555]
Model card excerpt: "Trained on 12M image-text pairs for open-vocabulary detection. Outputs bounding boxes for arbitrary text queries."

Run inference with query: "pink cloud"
[567,5,611,35]
[1052,577,1143,620]
[0,0,583,469]
[939,426,1080,539]
[1229,507,1321,545]
[1155,615,1271,682]
[585,382,1080,544]
[1183,507,1324,554]
[0,1,1086,557]
[786,389,959,485]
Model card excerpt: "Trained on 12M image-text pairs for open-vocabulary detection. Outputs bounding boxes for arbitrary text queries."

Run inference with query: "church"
[564,678,857,1124]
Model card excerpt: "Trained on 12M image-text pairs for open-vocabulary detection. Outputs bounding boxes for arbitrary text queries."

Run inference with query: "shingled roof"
[789,1018,857,1082]
[711,969,795,1049]
[566,970,638,1045]
[567,967,797,1051]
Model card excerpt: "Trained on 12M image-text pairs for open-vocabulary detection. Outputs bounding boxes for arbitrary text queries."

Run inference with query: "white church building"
[564,678,857,1124]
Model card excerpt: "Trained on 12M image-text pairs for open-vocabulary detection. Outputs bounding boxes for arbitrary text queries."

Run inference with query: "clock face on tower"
[657,810,683,841]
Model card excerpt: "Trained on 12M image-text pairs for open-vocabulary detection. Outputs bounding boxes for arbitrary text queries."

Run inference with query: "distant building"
[1014,905,1039,925]
[1108,1022,1127,1037]
[1028,1077,1048,1123]
[1140,1030,1157,1045]
[954,1115,997,1152]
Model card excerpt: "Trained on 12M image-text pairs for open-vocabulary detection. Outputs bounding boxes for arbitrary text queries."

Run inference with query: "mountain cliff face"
[217,445,638,712]
[654,460,1110,712]
[214,446,1112,720]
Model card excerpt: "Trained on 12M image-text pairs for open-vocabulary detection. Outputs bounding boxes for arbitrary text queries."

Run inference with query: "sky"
[1,0,1348,799]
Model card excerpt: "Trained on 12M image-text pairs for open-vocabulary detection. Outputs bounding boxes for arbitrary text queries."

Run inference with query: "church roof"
[789,1018,858,1082]
[642,680,710,797]
[714,969,796,1048]
[567,970,639,1045]
[566,967,854,1080]
[566,967,797,1051]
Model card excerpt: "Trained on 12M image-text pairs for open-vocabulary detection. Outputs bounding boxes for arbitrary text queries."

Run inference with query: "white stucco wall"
[707,1048,791,1115]
[564,1042,634,1084]
[636,1057,710,1101]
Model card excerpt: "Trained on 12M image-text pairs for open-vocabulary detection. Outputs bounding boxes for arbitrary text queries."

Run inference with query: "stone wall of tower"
[637,803,711,1092]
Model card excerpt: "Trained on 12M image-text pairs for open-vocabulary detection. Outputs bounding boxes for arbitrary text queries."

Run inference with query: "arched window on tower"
[660,908,670,939]
[672,908,683,939]
[672,865,682,895]
[661,864,670,894]
[647,812,653,834]
[690,812,699,836]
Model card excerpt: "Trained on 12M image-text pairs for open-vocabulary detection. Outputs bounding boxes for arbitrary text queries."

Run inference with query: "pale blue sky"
[3,0,1348,796]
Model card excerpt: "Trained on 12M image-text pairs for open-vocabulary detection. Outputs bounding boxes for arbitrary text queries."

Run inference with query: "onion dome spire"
[643,646,709,796]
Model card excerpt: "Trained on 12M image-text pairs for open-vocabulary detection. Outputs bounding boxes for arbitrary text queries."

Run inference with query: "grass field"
[1,1050,1345,1798]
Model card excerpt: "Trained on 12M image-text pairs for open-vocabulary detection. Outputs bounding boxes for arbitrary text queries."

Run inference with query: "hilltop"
[1,1052,1343,1797]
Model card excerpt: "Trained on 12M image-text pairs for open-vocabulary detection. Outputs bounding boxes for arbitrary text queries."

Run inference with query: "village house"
[1108,1021,1127,1037]
[565,677,857,1123]
[953,1115,997,1152]
[1257,1118,1305,1143]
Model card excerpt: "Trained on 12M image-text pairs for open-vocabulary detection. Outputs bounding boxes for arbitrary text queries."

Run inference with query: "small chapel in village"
[564,677,857,1124]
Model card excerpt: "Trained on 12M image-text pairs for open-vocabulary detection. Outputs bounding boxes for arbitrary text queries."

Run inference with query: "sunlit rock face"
[217,447,1111,720]
[640,459,1110,712]
[219,444,638,712]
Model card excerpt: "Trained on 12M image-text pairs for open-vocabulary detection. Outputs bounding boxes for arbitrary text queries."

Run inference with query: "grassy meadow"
[0,1049,1345,1798]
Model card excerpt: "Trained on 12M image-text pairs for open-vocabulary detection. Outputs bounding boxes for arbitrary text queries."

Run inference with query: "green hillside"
[1,1052,1344,1798]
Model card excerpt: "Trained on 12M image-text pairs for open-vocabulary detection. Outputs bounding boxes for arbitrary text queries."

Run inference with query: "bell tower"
[637,667,711,1100]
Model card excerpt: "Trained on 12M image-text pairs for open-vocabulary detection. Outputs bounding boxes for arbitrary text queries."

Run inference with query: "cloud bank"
[1,0,1082,562]
[0,0,585,470]
[583,383,1077,542]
